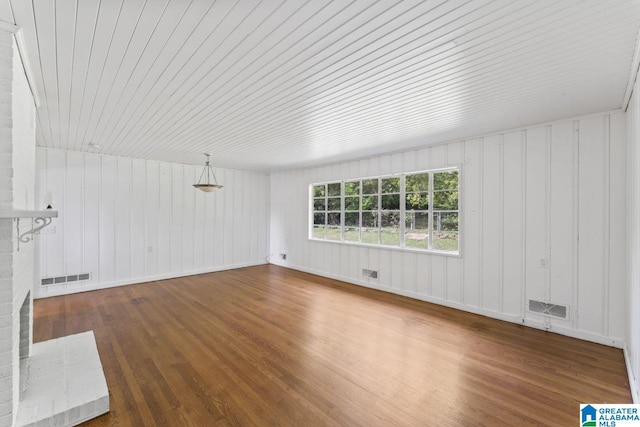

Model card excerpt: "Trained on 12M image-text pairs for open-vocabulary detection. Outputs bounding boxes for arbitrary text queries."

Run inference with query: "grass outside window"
[310,168,459,254]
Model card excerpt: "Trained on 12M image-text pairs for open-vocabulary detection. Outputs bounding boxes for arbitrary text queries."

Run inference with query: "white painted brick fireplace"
[0,24,32,426]
[0,24,108,427]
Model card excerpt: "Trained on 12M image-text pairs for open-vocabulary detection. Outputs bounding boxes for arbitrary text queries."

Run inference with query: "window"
[310,168,459,254]
[312,182,341,241]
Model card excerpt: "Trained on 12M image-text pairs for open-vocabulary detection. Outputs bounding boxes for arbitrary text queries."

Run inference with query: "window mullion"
[325,184,328,240]
[400,175,405,248]
[359,180,363,243]
[377,178,381,245]
[429,173,434,250]
[340,182,345,242]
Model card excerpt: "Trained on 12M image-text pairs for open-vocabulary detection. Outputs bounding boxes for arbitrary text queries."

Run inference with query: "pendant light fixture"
[193,153,223,193]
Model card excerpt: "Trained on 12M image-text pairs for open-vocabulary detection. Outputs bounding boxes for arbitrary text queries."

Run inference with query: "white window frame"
[309,167,461,256]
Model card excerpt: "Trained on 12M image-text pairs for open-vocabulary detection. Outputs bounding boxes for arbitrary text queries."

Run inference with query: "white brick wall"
[11,30,35,426]
[11,30,34,213]
[0,28,37,427]
[0,28,14,427]
[0,30,12,217]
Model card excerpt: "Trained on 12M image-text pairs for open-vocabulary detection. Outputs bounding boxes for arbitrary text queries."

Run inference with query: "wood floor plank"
[32,265,632,426]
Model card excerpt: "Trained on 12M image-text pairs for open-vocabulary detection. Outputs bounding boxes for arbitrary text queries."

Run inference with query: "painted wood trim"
[623,29,640,112]
[625,345,640,403]
[35,261,267,299]
[14,29,41,107]
[0,19,18,33]
[275,260,625,349]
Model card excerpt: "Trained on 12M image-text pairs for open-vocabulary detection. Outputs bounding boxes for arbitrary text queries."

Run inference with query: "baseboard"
[34,261,267,299]
[521,319,624,349]
[271,260,625,349]
[624,345,639,403]
[274,261,520,318]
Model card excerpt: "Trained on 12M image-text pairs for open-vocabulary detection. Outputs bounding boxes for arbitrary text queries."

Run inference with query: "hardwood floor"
[33,265,631,426]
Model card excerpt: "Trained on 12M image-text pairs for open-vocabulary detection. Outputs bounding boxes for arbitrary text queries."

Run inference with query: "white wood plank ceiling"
[1,0,639,171]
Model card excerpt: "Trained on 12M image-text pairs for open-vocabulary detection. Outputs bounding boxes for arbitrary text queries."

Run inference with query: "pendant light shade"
[193,154,223,192]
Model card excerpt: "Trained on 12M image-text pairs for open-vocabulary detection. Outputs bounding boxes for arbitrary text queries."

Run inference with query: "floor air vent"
[41,273,91,286]
[528,299,568,319]
[362,269,378,279]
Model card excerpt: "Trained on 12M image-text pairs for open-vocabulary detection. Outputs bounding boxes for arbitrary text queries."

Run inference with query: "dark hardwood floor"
[33,264,631,426]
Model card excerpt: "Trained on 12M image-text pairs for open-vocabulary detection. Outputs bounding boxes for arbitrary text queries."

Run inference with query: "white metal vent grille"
[41,273,91,286]
[528,299,569,319]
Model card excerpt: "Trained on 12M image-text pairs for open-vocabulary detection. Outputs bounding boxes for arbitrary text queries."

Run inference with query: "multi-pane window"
[362,179,378,244]
[310,168,460,254]
[344,181,360,243]
[381,177,400,246]
[432,171,459,251]
[405,172,430,249]
[312,182,341,240]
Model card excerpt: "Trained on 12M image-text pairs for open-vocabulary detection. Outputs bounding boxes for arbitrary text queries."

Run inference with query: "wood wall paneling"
[270,112,628,348]
[548,122,574,327]
[83,154,101,285]
[45,150,65,277]
[144,160,159,277]
[171,164,184,273]
[193,168,206,270]
[36,149,270,298]
[502,131,524,317]
[608,112,626,342]
[214,168,226,268]
[157,162,172,276]
[481,135,501,313]
[100,156,116,284]
[524,126,548,312]
[65,151,83,275]
[35,110,630,358]
[431,256,446,300]
[36,149,46,275]
[626,80,640,402]
[115,157,132,281]
[131,159,146,279]
[403,252,416,294]
[182,165,196,273]
[462,138,482,308]
[578,116,607,335]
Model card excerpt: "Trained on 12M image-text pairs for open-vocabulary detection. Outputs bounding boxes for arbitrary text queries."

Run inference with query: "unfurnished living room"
[0,0,640,426]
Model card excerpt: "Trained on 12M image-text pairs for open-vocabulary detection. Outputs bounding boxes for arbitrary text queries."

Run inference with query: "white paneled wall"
[270,111,627,347]
[626,79,640,403]
[35,148,270,298]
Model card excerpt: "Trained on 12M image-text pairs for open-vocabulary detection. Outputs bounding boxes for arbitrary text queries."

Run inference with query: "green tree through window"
[310,168,459,253]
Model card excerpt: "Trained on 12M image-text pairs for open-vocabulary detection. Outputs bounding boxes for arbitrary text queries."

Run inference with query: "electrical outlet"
[280,253,286,260]
[362,269,378,279]
[147,246,153,253]
[539,258,548,268]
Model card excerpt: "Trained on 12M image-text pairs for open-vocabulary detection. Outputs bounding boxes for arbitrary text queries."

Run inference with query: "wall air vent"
[41,273,91,286]
[528,299,569,320]
[362,269,378,279]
